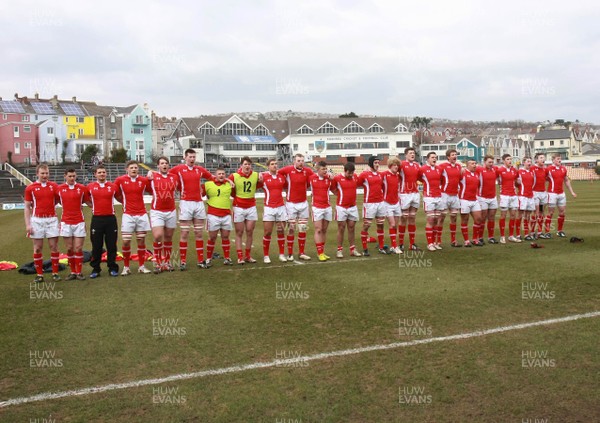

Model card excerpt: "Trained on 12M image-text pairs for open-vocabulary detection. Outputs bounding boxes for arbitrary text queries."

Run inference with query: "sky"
[1,0,599,123]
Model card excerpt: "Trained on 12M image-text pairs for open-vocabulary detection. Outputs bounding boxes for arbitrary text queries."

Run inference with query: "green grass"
[1,181,599,422]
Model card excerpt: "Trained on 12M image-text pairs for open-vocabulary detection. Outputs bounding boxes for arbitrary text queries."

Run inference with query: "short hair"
[534,152,545,160]
[215,167,225,173]
[522,156,532,162]
[316,161,327,168]
[267,158,277,166]
[467,159,476,164]
[125,160,138,168]
[404,147,416,155]
[426,152,437,159]
[294,153,304,159]
[36,163,49,173]
[95,165,106,174]
[344,162,355,173]
[484,154,494,162]
[387,157,401,168]
[552,153,561,159]
[446,149,458,157]
[502,154,512,161]
[156,156,169,165]
[241,156,252,164]
[64,168,76,175]
[184,149,196,156]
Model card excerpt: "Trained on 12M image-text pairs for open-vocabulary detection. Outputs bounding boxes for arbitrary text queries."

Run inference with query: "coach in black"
[87,165,120,278]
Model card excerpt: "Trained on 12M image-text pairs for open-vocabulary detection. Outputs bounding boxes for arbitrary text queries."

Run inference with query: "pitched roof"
[534,129,571,140]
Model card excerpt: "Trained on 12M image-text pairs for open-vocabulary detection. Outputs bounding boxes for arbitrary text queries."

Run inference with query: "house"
[533,126,581,159]
[455,137,484,163]
[0,99,37,164]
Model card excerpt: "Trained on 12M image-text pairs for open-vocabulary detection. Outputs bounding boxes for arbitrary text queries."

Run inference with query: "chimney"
[537,125,542,133]
[35,93,39,100]
[14,93,19,99]
[72,96,77,102]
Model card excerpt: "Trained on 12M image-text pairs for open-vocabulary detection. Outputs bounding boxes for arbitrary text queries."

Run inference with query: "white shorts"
[460,199,481,214]
[233,206,258,223]
[263,205,288,222]
[400,192,420,210]
[60,221,86,238]
[151,210,177,229]
[30,216,60,239]
[179,200,206,221]
[335,205,359,222]
[441,193,460,211]
[477,196,498,211]
[518,196,536,212]
[207,214,232,231]
[384,201,401,217]
[547,192,567,207]
[286,201,310,221]
[121,213,151,233]
[363,202,386,219]
[423,197,444,213]
[312,206,332,222]
[533,191,548,207]
[499,195,519,210]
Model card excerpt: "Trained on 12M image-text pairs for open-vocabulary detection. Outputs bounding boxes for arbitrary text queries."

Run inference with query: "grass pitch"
[0,181,599,422]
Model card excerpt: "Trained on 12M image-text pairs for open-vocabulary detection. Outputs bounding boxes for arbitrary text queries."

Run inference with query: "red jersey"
[531,164,547,192]
[357,170,384,203]
[459,170,480,201]
[497,165,518,196]
[25,181,59,217]
[381,170,400,204]
[419,165,442,198]
[332,174,358,208]
[149,172,178,212]
[169,164,212,201]
[114,175,149,216]
[517,168,535,198]
[546,165,568,194]
[309,174,332,208]
[261,172,286,208]
[57,183,88,224]
[277,165,314,203]
[477,166,498,199]
[88,181,117,216]
[399,161,420,194]
[439,162,462,196]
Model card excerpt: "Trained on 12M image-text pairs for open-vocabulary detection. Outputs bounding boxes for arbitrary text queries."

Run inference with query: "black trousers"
[90,215,119,273]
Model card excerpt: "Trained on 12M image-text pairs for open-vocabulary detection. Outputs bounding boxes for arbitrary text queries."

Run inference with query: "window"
[47,127,54,135]
[205,144,212,152]
[376,142,389,149]
[136,140,144,150]
[327,143,342,150]
[396,141,410,148]
[198,122,216,135]
[125,141,130,149]
[79,128,84,136]
[560,140,564,146]
[256,144,277,151]
[132,128,144,134]
[76,117,84,123]
[25,142,32,149]
[293,144,299,150]
[308,143,314,150]
[220,122,251,135]
[65,117,69,123]
[343,122,365,134]
[369,124,384,133]
[136,153,145,162]
[297,125,313,135]
[540,141,545,147]
[135,115,144,124]
[223,143,253,151]
[14,126,19,137]
[326,155,341,160]
[14,142,20,154]
[190,139,203,149]
[2,114,6,120]
[253,125,270,136]
[111,128,117,138]
[70,133,76,139]
[316,122,338,134]
[22,115,30,122]
[110,115,116,123]
[24,125,31,132]
[395,124,408,133]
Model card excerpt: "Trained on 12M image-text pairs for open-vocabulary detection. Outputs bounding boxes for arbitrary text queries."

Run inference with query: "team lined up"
[23,147,576,281]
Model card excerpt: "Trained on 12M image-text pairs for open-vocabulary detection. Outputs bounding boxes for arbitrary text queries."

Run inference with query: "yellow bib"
[205,181,232,210]
[233,172,258,198]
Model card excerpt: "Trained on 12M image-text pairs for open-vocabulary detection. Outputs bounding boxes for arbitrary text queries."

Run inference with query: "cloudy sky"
[1,0,598,122]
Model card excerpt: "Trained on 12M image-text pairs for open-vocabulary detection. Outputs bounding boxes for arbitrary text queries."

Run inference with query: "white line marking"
[1,311,598,409]
[565,219,600,224]
[221,257,382,272]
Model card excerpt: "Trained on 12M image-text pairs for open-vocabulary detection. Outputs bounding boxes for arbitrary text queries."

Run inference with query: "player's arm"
[113,178,124,204]
[565,176,577,197]
[146,170,154,180]
[83,187,92,208]
[24,199,33,235]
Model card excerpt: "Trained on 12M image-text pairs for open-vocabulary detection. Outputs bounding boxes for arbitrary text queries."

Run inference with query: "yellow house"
[63,115,96,140]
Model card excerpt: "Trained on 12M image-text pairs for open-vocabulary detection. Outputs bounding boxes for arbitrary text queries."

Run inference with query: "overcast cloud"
[1,0,598,122]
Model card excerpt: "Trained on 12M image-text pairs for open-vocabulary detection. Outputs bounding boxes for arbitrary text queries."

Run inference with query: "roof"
[535,129,572,140]
[287,117,411,133]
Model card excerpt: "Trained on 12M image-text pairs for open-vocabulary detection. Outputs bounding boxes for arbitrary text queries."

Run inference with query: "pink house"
[0,101,38,165]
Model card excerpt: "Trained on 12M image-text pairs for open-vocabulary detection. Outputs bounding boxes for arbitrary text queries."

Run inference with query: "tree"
[110,147,128,163]
[411,116,432,148]
[81,145,99,164]
[339,112,358,118]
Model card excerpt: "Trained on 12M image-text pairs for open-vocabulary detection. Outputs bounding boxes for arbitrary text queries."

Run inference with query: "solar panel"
[59,102,84,116]
[31,102,56,115]
[0,100,26,114]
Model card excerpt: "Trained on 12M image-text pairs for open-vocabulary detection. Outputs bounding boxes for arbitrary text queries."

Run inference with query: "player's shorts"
[286,201,309,220]
[477,196,498,211]
[423,196,444,213]
[335,205,359,222]
[59,221,86,238]
[121,213,151,233]
[518,196,536,212]
[547,192,567,207]
[384,201,401,217]
[460,199,481,214]
[441,193,460,211]
[207,214,232,231]
[179,200,206,221]
[400,192,420,210]
[363,202,386,219]
[233,206,258,223]
[263,205,288,222]
[533,191,548,207]
[499,195,519,210]
[312,206,332,222]
[30,216,59,239]
[150,210,177,229]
